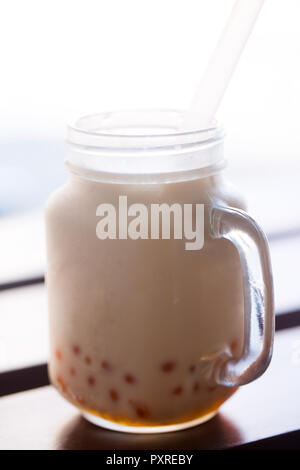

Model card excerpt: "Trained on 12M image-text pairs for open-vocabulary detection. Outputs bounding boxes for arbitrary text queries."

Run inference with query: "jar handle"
[211,205,274,387]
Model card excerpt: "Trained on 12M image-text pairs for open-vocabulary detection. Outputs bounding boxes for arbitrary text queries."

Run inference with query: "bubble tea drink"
[46,110,274,433]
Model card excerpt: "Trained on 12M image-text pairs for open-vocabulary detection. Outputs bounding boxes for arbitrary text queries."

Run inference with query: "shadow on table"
[56,412,243,450]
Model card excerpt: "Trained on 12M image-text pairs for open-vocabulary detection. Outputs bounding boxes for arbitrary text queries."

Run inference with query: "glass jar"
[46,110,274,433]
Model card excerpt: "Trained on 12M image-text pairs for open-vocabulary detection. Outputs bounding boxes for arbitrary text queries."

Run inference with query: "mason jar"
[45,110,274,433]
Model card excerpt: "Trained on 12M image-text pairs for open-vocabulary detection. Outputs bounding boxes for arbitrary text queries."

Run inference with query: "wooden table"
[1,326,299,450]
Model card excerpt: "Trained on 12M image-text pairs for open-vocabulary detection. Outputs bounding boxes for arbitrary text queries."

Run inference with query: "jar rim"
[67,109,224,150]
[66,109,225,183]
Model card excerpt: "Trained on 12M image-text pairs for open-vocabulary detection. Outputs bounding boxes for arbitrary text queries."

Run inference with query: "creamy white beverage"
[46,110,273,433]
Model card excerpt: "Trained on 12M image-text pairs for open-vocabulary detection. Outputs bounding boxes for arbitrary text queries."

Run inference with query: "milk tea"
[46,171,244,428]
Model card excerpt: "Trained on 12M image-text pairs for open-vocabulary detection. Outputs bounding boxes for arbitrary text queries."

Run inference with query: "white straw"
[181,0,265,130]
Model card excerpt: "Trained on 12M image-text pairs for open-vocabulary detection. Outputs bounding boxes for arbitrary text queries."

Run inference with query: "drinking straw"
[181,0,265,130]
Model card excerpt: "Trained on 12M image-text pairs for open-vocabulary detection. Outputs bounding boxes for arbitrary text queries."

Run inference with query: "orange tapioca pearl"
[76,395,86,406]
[72,345,81,355]
[87,376,96,386]
[193,381,200,392]
[101,360,112,371]
[84,355,92,365]
[136,406,150,419]
[189,364,196,373]
[109,389,119,402]
[161,361,177,373]
[124,373,136,384]
[129,400,150,419]
[55,349,62,361]
[56,375,67,393]
[70,367,76,376]
[230,340,238,352]
[172,386,183,396]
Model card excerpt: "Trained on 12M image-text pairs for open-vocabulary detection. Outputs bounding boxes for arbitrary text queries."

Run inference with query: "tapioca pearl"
[76,395,85,406]
[101,360,112,371]
[55,349,62,361]
[84,355,92,365]
[124,373,136,384]
[193,382,200,392]
[56,375,67,393]
[189,364,196,374]
[231,340,238,352]
[109,389,119,402]
[136,406,150,419]
[72,345,81,355]
[70,367,76,377]
[129,400,150,419]
[161,361,177,373]
[207,384,217,392]
[172,386,183,396]
[87,375,96,386]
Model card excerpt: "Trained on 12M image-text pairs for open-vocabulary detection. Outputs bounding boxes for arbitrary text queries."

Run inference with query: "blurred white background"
[0,0,299,154]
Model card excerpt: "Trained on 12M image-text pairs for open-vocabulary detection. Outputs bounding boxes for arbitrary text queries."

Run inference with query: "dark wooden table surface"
[0,326,299,450]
